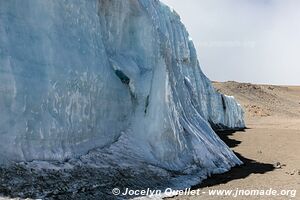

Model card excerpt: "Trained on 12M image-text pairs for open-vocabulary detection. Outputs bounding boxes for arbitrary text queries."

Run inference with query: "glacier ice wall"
[0,0,245,175]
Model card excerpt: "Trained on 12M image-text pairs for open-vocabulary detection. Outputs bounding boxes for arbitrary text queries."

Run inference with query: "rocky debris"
[273,162,286,169]
[285,169,300,176]
[274,162,281,169]
[212,81,300,118]
[0,162,172,200]
[245,105,271,117]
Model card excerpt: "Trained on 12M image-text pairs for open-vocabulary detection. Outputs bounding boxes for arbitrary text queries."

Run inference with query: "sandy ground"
[171,81,300,200]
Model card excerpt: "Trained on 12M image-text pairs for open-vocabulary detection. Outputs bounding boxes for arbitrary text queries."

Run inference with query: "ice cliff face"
[0,0,245,177]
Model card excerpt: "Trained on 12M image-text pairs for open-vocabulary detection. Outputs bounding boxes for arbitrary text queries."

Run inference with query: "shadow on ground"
[192,128,275,189]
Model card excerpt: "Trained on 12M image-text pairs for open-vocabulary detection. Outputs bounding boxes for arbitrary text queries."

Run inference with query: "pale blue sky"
[161,0,300,85]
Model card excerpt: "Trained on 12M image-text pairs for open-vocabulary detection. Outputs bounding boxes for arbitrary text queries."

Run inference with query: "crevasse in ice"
[0,0,245,176]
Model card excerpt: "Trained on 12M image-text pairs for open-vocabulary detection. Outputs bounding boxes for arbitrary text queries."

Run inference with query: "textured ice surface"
[0,0,245,193]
